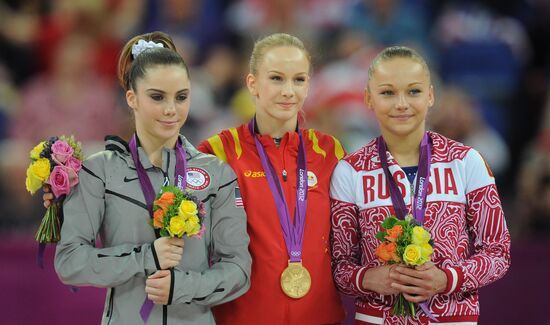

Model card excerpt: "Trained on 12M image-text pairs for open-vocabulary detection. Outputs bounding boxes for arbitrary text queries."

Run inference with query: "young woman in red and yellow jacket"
[198,33,346,325]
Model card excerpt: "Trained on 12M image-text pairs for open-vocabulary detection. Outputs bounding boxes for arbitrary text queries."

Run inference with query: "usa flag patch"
[234,187,243,207]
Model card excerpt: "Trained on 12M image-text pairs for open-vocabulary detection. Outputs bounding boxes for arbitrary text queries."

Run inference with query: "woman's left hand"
[389,262,447,303]
[145,270,171,304]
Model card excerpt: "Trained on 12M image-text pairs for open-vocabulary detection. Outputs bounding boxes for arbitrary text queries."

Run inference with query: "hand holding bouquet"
[152,186,205,238]
[25,136,83,244]
[140,185,206,321]
[375,214,433,317]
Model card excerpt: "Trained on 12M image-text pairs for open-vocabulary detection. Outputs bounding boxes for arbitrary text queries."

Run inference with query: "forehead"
[371,57,429,84]
[259,46,309,72]
[139,64,190,87]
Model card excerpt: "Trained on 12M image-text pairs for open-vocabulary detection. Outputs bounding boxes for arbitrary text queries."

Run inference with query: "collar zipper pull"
[282,169,287,182]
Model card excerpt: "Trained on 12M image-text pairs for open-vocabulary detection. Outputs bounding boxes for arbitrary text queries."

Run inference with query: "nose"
[281,80,295,97]
[164,101,176,116]
[395,93,409,110]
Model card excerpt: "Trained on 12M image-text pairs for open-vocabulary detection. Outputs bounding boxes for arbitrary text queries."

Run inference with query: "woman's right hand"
[362,264,401,296]
[42,185,54,208]
[153,237,184,269]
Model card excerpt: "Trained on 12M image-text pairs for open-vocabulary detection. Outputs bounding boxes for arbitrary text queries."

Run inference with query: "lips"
[277,103,296,109]
[391,114,414,121]
[158,120,178,127]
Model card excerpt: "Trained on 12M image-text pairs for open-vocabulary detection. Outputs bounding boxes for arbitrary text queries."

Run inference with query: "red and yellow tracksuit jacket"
[198,123,346,325]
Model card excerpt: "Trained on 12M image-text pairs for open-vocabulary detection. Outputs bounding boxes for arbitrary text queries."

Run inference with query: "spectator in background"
[428,86,510,178]
[0,0,43,86]
[513,86,550,238]
[305,30,380,152]
[345,0,434,61]
[0,32,128,228]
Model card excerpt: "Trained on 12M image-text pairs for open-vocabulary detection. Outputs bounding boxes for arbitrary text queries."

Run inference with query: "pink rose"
[66,156,82,173]
[49,166,71,198]
[65,156,81,187]
[51,140,74,165]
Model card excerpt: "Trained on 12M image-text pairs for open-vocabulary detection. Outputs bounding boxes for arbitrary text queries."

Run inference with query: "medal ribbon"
[248,119,307,263]
[377,132,436,321]
[129,134,187,216]
[129,133,187,322]
[377,133,431,223]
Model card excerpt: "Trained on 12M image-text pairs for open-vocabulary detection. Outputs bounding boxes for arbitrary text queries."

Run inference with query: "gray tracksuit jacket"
[55,135,251,325]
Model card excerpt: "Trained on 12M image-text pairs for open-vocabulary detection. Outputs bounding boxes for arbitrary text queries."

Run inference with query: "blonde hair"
[249,33,311,75]
[117,31,188,90]
[368,46,430,81]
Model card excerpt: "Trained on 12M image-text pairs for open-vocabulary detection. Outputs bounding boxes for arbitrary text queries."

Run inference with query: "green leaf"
[382,216,398,229]
[375,231,386,242]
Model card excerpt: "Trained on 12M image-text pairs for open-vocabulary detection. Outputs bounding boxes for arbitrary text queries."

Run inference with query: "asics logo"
[243,170,265,178]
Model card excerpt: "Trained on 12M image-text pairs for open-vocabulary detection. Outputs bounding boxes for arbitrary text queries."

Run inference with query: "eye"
[294,76,306,83]
[150,94,163,101]
[176,94,188,102]
[409,88,422,95]
[380,90,394,96]
[270,75,282,81]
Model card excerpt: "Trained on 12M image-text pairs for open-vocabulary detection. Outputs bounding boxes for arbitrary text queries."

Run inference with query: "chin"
[271,110,298,123]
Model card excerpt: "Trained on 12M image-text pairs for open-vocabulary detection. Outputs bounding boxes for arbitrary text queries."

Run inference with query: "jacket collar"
[105,134,196,169]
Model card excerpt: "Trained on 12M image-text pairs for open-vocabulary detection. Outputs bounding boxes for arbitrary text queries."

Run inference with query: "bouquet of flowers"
[25,136,83,244]
[375,214,433,317]
[152,185,205,238]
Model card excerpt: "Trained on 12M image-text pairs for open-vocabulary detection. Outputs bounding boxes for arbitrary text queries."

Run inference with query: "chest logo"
[186,167,211,190]
[307,171,318,187]
[243,170,266,178]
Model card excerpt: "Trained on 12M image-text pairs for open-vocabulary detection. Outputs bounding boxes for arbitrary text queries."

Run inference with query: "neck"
[255,111,298,138]
[381,127,426,166]
[135,128,178,167]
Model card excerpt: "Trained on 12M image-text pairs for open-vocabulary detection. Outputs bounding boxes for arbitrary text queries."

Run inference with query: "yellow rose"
[411,226,431,245]
[179,200,198,218]
[168,215,186,237]
[30,141,46,160]
[420,243,433,263]
[30,158,51,182]
[185,217,201,236]
[403,244,423,266]
[25,165,43,194]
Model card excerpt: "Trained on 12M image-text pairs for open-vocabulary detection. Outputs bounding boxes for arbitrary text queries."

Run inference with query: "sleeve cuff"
[150,243,161,270]
[442,266,464,294]
[143,243,161,274]
[353,266,370,294]
[167,268,175,305]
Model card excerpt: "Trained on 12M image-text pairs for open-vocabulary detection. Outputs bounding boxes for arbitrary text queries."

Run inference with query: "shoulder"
[80,135,132,181]
[199,125,247,162]
[303,128,346,161]
[186,139,237,185]
[429,132,473,163]
[342,137,379,172]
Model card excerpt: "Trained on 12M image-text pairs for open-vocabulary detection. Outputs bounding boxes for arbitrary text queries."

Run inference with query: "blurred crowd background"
[0,0,549,324]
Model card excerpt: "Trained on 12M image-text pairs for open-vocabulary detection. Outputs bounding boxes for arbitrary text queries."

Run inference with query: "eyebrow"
[376,81,425,88]
[146,88,189,93]
[267,70,308,75]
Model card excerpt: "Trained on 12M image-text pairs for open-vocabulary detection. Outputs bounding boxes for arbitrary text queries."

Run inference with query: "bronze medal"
[280,261,311,299]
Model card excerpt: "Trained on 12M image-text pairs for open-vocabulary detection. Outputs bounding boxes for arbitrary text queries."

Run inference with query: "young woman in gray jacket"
[52,31,251,325]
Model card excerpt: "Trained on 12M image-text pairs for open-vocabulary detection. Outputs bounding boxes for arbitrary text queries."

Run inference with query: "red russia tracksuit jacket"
[330,132,511,325]
[198,123,346,325]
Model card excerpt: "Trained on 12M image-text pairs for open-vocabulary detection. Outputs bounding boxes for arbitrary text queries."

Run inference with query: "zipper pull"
[282,169,287,182]
[163,171,169,186]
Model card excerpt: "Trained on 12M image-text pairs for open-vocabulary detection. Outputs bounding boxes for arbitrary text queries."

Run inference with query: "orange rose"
[153,208,165,228]
[154,191,176,212]
[375,242,400,263]
[385,225,403,242]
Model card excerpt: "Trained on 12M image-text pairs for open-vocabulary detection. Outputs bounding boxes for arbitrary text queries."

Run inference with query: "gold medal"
[280,261,311,299]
